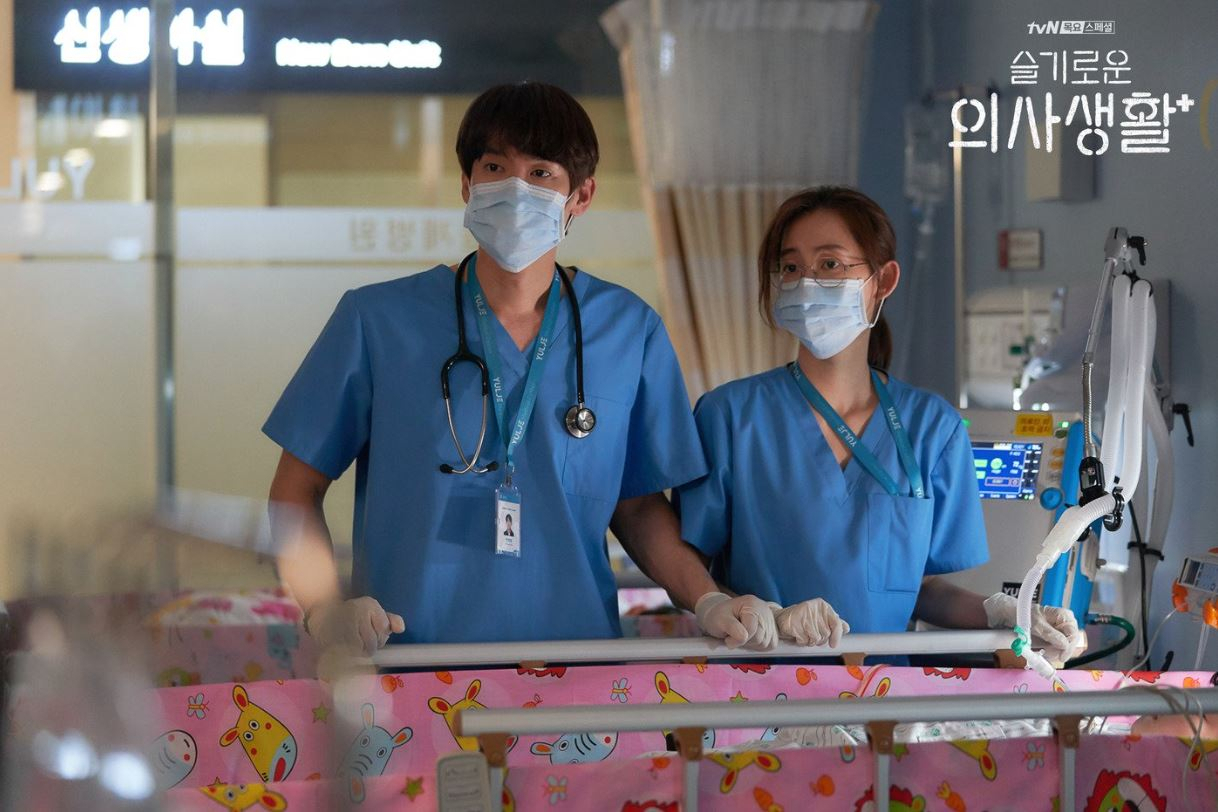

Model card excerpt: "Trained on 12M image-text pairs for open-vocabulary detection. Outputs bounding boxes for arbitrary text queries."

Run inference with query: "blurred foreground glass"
[0,492,380,810]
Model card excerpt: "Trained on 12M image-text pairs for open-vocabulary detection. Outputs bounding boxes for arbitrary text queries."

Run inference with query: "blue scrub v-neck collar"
[785,369,896,504]
[457,265,584,378]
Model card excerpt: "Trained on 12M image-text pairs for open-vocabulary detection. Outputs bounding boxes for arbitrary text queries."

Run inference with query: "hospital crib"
[3,587,319,686]
[453,673,1218,812]
[5,595,1216,810]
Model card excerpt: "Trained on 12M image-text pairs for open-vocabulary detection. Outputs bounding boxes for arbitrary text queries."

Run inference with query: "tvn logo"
[1026,20,1116,35]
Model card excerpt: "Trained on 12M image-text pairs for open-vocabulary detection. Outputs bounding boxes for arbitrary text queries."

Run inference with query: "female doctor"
[677,187,1085,662]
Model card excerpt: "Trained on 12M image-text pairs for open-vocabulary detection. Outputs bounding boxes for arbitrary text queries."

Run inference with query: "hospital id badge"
[495,482,521,557]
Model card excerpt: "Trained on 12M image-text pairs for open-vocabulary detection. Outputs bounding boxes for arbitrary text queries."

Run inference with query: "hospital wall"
[926,0,1218,669]
[854,0,925,390]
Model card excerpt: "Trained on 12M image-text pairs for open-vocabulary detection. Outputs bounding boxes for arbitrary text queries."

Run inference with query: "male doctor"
[266,83,777,653]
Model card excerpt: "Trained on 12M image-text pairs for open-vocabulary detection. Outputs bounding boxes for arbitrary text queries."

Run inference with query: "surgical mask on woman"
[772,273,885,359]
[463,177,574,273]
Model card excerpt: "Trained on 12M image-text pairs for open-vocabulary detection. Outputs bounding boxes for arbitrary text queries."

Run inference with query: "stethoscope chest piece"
[565,404,596,439]
[442,252,596,471]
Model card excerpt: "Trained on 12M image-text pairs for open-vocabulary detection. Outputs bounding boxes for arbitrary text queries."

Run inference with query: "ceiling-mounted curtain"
[602,0,878,396]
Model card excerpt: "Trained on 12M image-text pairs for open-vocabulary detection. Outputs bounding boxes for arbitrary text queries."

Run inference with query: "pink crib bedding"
[129,664,1214,803]
[5,588,319,684]
[161,733,1216,811]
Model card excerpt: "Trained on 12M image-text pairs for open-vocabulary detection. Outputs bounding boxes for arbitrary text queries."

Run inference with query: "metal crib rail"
[456,686,1218,737]
[448,687,1218,812]
[374,629,1017,668]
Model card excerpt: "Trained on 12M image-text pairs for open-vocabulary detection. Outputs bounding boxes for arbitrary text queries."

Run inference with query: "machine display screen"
[972,442,1043,500]
[1179,558,1218,594]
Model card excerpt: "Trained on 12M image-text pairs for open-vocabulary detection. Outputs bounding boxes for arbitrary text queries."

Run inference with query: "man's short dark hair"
[456,82,600,190]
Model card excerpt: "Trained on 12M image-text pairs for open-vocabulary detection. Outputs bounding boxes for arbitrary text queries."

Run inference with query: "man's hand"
[305,596,405,656]
[694,591,779,650]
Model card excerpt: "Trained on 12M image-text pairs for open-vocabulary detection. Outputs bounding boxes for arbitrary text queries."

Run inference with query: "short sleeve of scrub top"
[675,368,988,634]
[673,392,733,559]
[619,318,706,500]
[264,291,371,480]
[924,419,989,575]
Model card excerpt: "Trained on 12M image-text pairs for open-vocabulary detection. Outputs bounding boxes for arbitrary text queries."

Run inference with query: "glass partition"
[2,2,653,595]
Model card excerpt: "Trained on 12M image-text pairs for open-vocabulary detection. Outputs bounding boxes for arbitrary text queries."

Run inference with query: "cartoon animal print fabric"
[759,692,787,742]
[218,685,297,783]
[530,732,618,764]
[141,663,1213,805]
[853,785,926,812]
[1083,770,1167,812]
[428,679,518,754]
[654,670,715,749]
[199,783,288,811]
[337,703,413,802]
[707,750,782,794]
[949,739,998,780]
[265,626,299,671]
[151,730,197,790]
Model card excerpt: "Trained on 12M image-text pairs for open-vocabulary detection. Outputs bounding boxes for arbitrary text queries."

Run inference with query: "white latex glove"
[774,598,850,647]
[694,591,779,650]
[304,597,405,656]
[983,593,1087,664]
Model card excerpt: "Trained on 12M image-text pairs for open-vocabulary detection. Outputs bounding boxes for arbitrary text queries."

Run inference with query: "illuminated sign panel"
[274,37,442,70]
[53,8,246,67]
[14,1,622,94]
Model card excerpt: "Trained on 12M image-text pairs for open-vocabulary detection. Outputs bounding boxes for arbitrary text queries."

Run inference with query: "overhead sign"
[49,7,444,72]
[274,37,441,71]
[53,7,248,67]
[14,0,622,94]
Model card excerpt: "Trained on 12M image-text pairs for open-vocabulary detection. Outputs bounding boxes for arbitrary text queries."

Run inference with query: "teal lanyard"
[788,363,926,499]
[468,255,563,478]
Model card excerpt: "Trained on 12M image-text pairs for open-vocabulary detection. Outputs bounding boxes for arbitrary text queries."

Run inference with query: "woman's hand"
[983,593,1087,664]
[773,598,849,647]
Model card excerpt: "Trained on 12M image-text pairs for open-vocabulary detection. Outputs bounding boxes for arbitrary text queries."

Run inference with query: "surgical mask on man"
[463,176,574,273]
[772,273,884,359]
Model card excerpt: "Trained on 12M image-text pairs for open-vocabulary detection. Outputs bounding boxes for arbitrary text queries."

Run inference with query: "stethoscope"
[439,251,596,475]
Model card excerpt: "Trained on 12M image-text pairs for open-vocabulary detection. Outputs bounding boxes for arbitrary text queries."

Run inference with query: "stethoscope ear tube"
[556,266,595,440]
[439,253,595,475]
[440,371,496,475]
[439,251,495,474]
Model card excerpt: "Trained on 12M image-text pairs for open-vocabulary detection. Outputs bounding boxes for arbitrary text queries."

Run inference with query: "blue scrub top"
[264,264,707,644]
[676,366,988,634]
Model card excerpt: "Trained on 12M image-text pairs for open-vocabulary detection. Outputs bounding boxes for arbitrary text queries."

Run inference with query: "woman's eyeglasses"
[772,255,872,289]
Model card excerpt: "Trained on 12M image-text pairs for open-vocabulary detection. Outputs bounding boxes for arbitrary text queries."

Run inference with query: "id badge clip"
[495,477,521,557]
